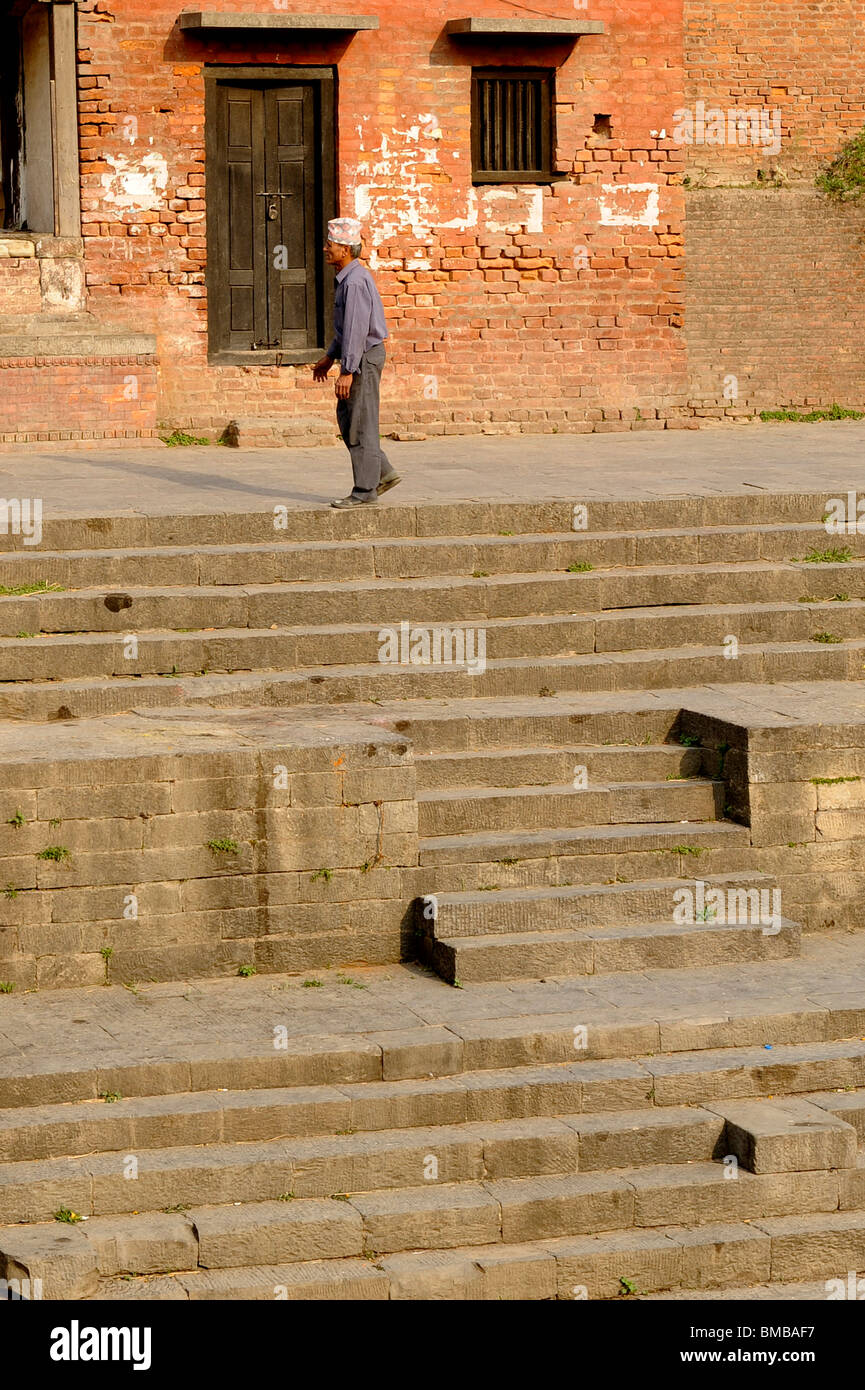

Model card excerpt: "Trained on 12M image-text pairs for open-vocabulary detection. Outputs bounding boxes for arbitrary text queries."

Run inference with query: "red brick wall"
[0,357,158,443]
[0,258,42,317]
[686,190,865,416]
[73,0,688,437]
[684,0,865,183]
[682,1,865,413]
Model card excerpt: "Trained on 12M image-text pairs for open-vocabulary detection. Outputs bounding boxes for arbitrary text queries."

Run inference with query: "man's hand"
[335,372,354,400]
[312,355,334,382]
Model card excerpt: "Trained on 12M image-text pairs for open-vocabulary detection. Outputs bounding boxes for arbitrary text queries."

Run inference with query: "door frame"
[204,64,336,367]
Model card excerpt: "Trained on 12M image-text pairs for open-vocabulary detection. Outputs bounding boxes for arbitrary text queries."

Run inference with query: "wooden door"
[206,69,334,365]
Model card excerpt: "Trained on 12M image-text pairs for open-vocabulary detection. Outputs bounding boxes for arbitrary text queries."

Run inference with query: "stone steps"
[11,597,862,659]
[5,1033,865,1194]
[4,975,865,1110]
[6,1159,865,1299]
[3,602,862,688]
[416,779,721,837]
[0,1083,725,1166]
[0,518,856,585]
[4,560,864,635]
[418,817,749,869]
[3,942,865,1299]
[0,493,842,558]
[4,639,859,722]
[418,872,778,936]
[415,742,705,788]
[3,484,864,1299]
[426,919,800,984]
[84,1206,865,1300]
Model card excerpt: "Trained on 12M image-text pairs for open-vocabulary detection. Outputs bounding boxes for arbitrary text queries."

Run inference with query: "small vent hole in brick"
[593,114,612,140]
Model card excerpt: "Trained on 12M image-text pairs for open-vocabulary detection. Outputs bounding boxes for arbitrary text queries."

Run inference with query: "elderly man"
[313,217,400,509]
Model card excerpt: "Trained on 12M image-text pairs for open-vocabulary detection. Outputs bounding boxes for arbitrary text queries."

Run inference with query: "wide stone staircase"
[2,487,865,1298]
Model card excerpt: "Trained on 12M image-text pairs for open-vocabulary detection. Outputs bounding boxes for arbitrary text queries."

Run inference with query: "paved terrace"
[2,423,865,1063]
[2,421,865,516]
[1,934,865,1084]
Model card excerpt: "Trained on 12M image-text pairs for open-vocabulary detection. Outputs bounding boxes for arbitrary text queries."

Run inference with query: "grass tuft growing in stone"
[160,429,211,446]
[762,405,865,423]
[37,845,71,862]
[796,546,853,564]
[207,838,240,854]
[237,964,256,977]
[0,580,63,597]
[54,1208,83,1224]
[812,631,843,643]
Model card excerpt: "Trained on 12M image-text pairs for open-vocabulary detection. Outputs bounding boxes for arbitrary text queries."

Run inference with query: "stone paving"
[2,421,865,516]
[2,932,864,1076]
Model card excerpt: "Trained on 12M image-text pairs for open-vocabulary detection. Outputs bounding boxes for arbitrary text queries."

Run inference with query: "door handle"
[256,191,292,221]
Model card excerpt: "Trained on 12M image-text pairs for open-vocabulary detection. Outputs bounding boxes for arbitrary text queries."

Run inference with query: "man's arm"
[338,277,373,376]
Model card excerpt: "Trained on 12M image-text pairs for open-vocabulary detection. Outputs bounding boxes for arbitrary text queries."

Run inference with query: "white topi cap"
[327,216,363,245]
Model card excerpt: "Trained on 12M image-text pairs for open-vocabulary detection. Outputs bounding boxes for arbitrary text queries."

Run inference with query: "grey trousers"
[336,343,393,500]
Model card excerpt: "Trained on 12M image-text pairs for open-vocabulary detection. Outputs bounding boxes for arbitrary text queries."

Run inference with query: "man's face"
[324,239,351,268]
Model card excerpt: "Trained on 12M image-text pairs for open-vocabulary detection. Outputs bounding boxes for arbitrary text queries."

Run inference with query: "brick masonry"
[685,189,865,416]
[70,0,687,440]
[682,0,865,415]
[0,0,863,440]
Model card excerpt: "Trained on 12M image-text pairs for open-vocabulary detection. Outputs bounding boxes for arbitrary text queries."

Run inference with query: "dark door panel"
[206,67,335,366]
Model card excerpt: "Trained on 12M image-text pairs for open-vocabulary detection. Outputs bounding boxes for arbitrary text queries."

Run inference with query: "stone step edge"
[0,496,846,554]
[0,519,853,566]
[419,818,749,858]
[434,920,800,950]
[78,1206,865,1301]
[0,1086,732,1160]
[3,554,864,604]
[423,870,776,907]
[5,640,861,702]
[0,1133,859,1240]
[417,778,721,803]
[2,1022,865,1115]
[8,1063,859,1165]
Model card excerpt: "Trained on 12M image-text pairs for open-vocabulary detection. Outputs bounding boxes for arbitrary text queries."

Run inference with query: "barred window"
[471,68,554,183]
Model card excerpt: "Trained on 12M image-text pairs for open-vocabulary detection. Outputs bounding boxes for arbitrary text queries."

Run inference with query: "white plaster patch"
[481,186,544,235]
[349,112,473,268]
[598,182,660,228]
[101,152,169,211]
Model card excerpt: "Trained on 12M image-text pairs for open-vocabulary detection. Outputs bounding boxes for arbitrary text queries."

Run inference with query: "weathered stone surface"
[191,1198,362,1267]
[710,1097,858,1174]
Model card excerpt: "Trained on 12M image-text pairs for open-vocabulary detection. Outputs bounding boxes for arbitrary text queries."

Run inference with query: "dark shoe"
[377,472,402,496]
[331,494,378,509]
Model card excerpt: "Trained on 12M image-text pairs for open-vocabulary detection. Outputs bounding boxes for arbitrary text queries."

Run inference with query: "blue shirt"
[326,258,388,375]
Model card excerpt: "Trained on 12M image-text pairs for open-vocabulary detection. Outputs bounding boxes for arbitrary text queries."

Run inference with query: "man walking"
[313,217,400,509]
